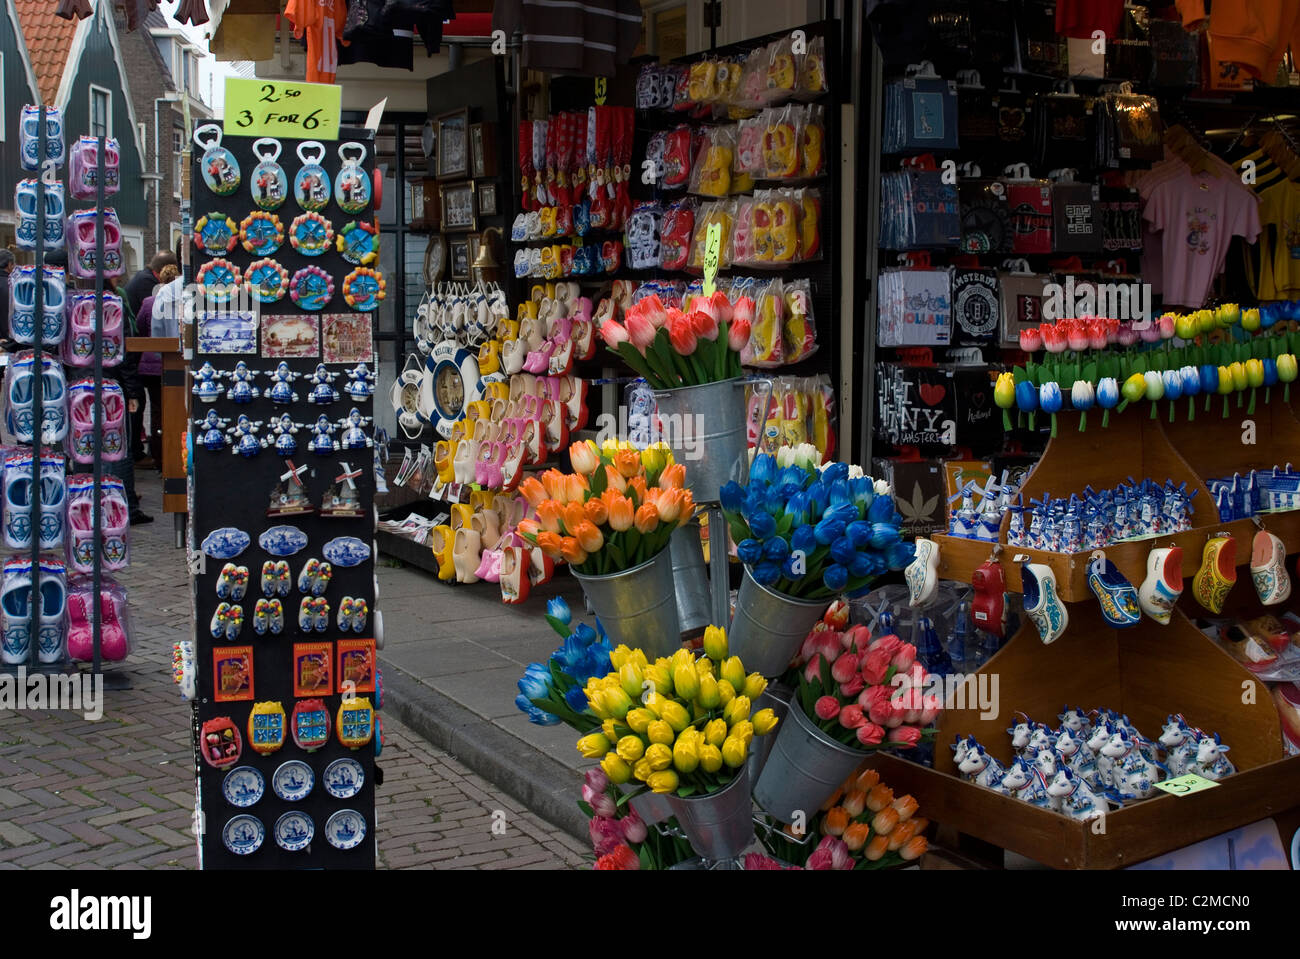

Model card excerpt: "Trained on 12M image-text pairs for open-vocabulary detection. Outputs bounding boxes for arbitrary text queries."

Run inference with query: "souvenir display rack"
[188,126,381,868]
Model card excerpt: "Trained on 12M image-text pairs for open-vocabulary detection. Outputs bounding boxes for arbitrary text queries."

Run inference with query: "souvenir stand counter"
[185,123,382,866]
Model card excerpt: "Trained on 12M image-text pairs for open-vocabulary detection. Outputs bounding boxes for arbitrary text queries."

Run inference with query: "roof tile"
[15,0,82,105]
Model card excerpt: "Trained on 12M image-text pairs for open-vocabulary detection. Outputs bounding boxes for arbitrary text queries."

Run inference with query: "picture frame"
[469,122,497,178]
[475,180,499,218]
[423,234,446,285]
[449,238,471,280]
[435,109,470,180]
[439,180,476,233]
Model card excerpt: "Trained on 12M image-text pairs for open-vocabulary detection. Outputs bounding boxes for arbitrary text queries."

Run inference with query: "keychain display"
[250,138,288,210]
[337,220,379,265]
[290,266,334,310]
[195,212,239,256]
[294,141,331,211]
[245,258,290,303]
[335,142,371,213]
[195,124,241,196]
[240,211,285,256]
[289,212,334,256]
[68,135,120,200]
[342,267,385,311]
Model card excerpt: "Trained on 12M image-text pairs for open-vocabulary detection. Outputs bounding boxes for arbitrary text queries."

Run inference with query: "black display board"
[190,126,379,869]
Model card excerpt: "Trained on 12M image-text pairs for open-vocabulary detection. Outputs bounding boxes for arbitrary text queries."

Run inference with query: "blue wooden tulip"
[737,538,764,564]
[823,564,849,592]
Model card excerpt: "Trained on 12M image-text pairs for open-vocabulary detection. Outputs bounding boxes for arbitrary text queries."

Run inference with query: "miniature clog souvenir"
[1192,535,1237,614]
[66,208,124,278]
[15,179,64,250]
[970,559,1006,636]
[194,124,240,196]
[1250,529,1291,606]
[335,141,371,213]
[1020,559,1068,644]
[250,137,288,210]
[20,105,63,171]
[337,697,375,749]
[904,537,940,608]
[1086,552,1141,627]
[1138,546,1183,625]
[294,141,330,211]
[292,699,331,751]
[195,212,238,256]
[247,700,286,756]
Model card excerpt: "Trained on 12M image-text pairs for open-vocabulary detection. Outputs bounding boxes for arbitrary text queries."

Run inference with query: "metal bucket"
[670,521,712,634]
[652,378,758,505]
[752,693,867,823]
[627,788,673,826]
[729,567,828,678]
[571,548,682,659]
[664,766,754,862]
[745,682,793,786]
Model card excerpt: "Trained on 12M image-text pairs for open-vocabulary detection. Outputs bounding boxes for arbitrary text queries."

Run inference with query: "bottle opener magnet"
[194,123,240,196]
[294,141,330,211]
[335,142,371,213]
[251,137,288,210]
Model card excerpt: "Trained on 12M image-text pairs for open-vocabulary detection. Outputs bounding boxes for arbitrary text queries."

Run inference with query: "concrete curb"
[383,662,588,843]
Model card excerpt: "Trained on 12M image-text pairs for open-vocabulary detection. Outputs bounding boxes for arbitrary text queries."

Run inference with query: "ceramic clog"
[970,559,1006,636]
[1086,552,1141,627]
[1137,546,1183,625]
[904,537,940,608]
[1021,560,1068,645]
[1192,535,1237,614]
[1250,530,1291,606]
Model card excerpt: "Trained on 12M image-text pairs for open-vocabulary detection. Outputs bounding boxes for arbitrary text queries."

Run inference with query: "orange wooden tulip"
[607,495,635,532]
[535,531,564,559]
[864,834,890,861]
[515,518,541,542]
[518,476,547,509]
[536,501,563,534]
[855,768,880,793]
[822,806,850,837]
[866,783,895,812]
[658,462,686,489]
[634,503,660,535]
[563,473,589,504]
[655,488,683,523]
[559,536,588,565]
[842,821,872,852]
[841,789,867,818]
[563,502,587,536]
[900,835,929,861]
[603,465,628,494]
[886,818,918,851]
[892,794,920,822]
[871,806,900,836]
[541,469,566,501]
[584,498,609,526]
[614,450,642,479]
[573,521,604,554]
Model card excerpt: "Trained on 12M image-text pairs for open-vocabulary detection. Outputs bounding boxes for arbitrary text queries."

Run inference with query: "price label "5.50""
[224,78,342,141]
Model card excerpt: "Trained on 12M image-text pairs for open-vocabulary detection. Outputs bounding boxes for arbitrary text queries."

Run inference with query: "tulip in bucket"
[571,548,682,660]
[664,765,755,862]
[651,378,770,504]
[729,567,830,677]
[753,694,868,823]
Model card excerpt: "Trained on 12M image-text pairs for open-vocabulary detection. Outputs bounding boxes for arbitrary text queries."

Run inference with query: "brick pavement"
[0,474,587,870]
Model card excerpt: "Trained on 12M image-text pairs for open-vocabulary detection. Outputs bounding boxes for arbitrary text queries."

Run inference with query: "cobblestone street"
[0,475,586,869]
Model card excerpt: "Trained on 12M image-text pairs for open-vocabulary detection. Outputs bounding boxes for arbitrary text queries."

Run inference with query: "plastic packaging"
[658,200,695,272]
[688,200,735,271]
[783,277,818,363]
[761,105,802,179]
[67,573,132,662]
[688,125,736,198]
[67,473,129,574]
[763,36,799,104]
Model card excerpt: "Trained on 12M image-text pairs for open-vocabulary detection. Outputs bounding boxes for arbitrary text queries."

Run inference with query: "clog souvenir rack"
[2,106,133,678]
[186,125,381,868]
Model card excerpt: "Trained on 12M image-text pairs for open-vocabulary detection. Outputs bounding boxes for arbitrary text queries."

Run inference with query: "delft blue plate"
[259,525,308,557]
[322,536,370,567]
[274,811,314,852]
[323,757,365,799]
[272,759,315,802]
[222,814,264,855]
[222,766,265,808]
[202,527,250,559]
[324,809,366,850]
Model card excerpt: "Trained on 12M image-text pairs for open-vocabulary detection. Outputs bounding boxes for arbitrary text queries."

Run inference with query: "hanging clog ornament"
[250,137,288,210]
[342,267,385,312]
[195,212,238,256]
[194,123,240,196]
[240,210,285,256]
[196,259,243,304]
[247,700,287,756]
[337,220,379,265]
[294,141,330,211]
[335,142,371,214]
[246,258,290,304]
[289,212,334,256]
[290,266,334,310]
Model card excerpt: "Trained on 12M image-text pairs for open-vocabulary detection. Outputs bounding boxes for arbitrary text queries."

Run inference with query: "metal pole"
[91,136,106,679]
[707,506,728,631]
[28,108,47,669]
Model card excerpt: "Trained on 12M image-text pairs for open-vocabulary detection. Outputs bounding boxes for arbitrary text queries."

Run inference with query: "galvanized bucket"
[745,682,793,786]
[752,693,867,823]
[627,787,673,826]
[652,378,767,505]
[729,567,829,678]
[669,521,712,634]
[571,547,682,659]
[665,765,754,862]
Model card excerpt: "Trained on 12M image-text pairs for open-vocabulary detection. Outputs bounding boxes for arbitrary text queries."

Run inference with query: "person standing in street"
[135,262,178,466]
[0,249,15,348]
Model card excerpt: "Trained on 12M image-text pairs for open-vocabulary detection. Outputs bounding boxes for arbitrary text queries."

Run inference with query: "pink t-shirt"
[1143,169,1261,308]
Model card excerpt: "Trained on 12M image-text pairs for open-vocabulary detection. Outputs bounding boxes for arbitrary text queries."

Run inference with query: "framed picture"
[435,109,469,180]
[475,180,498,218]
[439,181,476,232]
[449,238,471,280]
[423,234,446,285]
[469,123,497,178]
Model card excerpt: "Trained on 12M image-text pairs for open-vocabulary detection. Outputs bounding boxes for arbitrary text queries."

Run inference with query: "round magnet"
[194,212,238,257]
[289,212,334,256]
[246,258,290,303]
[290,266,334,310]
[342,267,385,312]
[337,219,379,266]
[239,210,284,256]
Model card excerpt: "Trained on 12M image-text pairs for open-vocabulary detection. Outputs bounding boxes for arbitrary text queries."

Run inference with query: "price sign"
[594,77,608,106]
[1153,773,1219,797]
[224,78,342,141]
[702,222,722,297]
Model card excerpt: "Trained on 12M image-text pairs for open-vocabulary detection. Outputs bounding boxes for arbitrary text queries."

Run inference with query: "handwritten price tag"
[224,78,342,141]
[594,77,608,106]
[702,222,722,297]
[1153,773,1219,797]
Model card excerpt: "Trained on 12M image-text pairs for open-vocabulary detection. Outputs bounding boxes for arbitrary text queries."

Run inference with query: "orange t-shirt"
[285,0,348,84]
[1175,0,1300,80]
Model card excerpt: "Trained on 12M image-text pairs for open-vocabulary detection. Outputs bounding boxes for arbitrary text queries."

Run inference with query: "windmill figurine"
[321,461,365,518]
[268,460,315,517]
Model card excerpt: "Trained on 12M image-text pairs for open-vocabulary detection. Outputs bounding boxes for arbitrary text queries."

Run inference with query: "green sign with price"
[1153,773,1219,797]
[223,78,342,141]
[702,222,722,297]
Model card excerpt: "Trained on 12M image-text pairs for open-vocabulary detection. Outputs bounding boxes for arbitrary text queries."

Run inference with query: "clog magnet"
[337,697,375,749]
[239,210,285,256]
[294,141,330,211]
[195,212,238,257]
[194,123,240,196]
[342,267,385,311]
[250,137,288,210]
[335,142,372,213]
[337,220,379,265]
[289,212,334,256]
[245,258,290,303]
[290,266,334,310]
